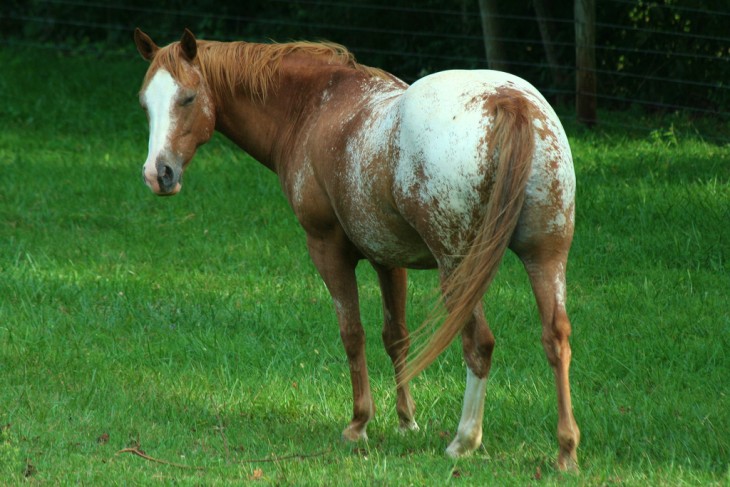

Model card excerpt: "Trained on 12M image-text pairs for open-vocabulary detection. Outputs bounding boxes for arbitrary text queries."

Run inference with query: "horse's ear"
[180,28,198,62]
[134,28,158,61]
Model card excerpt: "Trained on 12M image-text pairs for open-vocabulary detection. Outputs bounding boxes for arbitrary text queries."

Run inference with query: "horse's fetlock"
[558,424,580,451]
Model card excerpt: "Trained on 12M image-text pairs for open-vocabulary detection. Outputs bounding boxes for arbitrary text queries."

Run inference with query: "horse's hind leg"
[520,248,580,471]
[447,302,495,457]
[373,265,418,432]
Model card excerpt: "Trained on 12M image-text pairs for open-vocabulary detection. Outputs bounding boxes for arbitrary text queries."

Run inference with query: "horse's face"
[134,29,215,195]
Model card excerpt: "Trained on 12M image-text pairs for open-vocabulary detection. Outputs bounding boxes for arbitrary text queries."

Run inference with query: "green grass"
[1,48,728,485]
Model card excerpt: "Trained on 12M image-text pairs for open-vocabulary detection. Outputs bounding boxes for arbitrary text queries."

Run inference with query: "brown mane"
[146,39,389,100]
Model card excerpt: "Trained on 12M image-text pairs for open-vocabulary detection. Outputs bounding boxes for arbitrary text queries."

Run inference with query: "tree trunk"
[533,0,569,104]
[478,0,508,71]
[574,0,597,125]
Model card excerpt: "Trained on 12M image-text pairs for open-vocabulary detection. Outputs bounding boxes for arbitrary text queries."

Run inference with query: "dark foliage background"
[2,0,729,119]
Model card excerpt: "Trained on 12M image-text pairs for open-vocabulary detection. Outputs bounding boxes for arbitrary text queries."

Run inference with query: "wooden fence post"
[478,0,508,72]
[575,0,597,126]
[534,0,569,104]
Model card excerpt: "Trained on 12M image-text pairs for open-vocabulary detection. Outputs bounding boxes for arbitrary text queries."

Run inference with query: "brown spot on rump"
[465,93,489,111]
[538,129,563,173]
[549,155,560,171]
[550,177,564,208]
[532,108,554,142]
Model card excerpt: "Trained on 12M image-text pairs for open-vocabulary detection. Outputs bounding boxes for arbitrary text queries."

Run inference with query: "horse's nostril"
[162,164,173,182]
[158,164,175,190]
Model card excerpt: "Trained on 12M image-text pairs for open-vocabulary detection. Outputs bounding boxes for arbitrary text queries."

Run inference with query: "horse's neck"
[212,90,286,173]
[212,57,385,174]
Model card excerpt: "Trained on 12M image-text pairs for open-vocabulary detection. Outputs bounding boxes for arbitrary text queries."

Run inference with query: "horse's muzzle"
[143,160,182,195]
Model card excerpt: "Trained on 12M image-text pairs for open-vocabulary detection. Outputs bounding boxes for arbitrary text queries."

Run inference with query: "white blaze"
[142,69,180,186]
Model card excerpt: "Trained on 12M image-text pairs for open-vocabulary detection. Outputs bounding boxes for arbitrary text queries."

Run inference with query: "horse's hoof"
[445,439,476,459]
[341,425,368,442]
[397,420,419,434]
[556,453,579,472]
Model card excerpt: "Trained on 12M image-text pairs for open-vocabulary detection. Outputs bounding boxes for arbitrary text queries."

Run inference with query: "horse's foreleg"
[523,253,580,471]
[446,303,495,458]
[307,234,374,442]
[373,264,418,432]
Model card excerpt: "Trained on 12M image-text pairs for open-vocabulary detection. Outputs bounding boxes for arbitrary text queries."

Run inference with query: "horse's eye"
[181,94,196,106]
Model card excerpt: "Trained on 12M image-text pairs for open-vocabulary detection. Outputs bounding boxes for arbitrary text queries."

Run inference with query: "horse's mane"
[147,39,389,100]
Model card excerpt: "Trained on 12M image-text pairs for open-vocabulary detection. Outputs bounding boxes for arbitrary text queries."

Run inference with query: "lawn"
[0,48,728,485]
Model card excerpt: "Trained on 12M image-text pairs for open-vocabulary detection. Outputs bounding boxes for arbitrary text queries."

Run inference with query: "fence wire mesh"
[2,0,729,142]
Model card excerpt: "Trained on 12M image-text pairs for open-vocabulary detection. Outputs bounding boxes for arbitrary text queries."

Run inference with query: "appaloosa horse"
[134,28,579,470]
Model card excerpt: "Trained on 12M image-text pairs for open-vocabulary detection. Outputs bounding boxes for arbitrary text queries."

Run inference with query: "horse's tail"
[400,93,535,385]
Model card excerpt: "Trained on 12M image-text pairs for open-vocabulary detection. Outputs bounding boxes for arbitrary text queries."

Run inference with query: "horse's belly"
[362,237,437,269]
[343,209,437,269]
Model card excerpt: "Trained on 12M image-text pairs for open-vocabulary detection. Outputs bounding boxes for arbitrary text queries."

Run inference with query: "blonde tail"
[400,93,535,385]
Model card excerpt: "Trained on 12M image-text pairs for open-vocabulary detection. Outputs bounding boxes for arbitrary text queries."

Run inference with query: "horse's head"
[134,28,215,195]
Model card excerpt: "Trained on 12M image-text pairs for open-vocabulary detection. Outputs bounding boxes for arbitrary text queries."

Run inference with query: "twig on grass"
[239,447,332,464]
[115,441,330,469]
[116,446,205,471]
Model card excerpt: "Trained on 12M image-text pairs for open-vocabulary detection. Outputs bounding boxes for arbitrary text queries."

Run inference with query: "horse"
[134,28,580,470]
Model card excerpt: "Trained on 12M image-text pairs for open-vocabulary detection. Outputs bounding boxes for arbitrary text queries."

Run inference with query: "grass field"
[1,48,728,485]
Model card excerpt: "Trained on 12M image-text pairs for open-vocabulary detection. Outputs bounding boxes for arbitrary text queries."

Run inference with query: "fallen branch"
[240,447,331,464]
[116,444,330,468]
[116,446,204,470]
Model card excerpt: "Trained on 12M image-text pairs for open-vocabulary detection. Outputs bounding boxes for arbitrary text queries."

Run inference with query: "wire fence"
[2,0,729,143]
